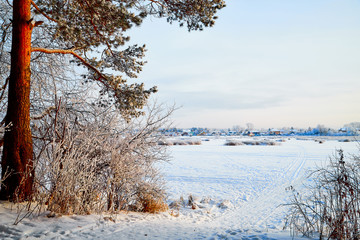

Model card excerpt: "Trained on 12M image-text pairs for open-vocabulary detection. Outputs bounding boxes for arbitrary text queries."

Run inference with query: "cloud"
[160,90,285,111]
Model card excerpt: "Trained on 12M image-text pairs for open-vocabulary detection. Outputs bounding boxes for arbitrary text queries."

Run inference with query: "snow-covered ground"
[1,137,359,239]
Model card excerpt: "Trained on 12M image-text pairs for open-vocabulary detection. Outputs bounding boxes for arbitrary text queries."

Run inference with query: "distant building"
[269,129,282,135]
[338,128,348,133]
[243,130,260,136]
[289,128,298,135]
[250,130,261,136]
[182,129,191,136]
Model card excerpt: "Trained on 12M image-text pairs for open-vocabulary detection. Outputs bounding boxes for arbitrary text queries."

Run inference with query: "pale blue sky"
[129,0,360,129]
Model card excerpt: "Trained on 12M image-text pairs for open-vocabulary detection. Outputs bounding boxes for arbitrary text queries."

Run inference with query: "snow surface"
[0,137,359,240]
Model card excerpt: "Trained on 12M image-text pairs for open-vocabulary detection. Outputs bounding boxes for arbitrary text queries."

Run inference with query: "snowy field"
[1,136,359,239]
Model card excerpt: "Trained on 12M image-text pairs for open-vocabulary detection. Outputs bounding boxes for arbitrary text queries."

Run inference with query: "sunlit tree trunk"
[0,0,34,201]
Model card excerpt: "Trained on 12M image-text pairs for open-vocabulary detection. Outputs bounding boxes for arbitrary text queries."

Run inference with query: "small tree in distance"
[0,0,226,201]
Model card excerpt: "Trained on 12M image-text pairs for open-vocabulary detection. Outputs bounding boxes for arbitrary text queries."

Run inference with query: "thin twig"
[31,0,58,23]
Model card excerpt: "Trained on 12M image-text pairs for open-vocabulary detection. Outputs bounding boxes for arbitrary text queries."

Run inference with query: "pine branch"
[31,47,110,88]
[31,0,58,23]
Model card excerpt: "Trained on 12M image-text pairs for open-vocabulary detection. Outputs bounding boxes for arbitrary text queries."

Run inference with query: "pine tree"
[0,0,225,201]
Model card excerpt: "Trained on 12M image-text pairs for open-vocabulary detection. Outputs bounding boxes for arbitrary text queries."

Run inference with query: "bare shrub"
[32,100,172,215]
[285,149,360,239]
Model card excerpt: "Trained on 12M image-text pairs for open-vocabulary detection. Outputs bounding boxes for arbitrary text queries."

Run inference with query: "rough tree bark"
[0,0,34,201]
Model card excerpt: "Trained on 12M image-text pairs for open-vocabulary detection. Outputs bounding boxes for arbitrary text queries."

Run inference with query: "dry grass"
[225,140,243,146]
[138,194,168,213]
[225,139,278,146]
[159,139,202,146]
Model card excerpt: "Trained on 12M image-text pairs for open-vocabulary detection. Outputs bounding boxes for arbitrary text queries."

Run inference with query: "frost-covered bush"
[285,150,360,239]
[32,101,172,214]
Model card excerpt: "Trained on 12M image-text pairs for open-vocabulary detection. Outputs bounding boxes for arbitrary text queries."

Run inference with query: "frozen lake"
[161,136,359,233]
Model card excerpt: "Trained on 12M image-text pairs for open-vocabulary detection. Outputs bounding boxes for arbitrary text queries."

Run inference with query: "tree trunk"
[0,0,34,201]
